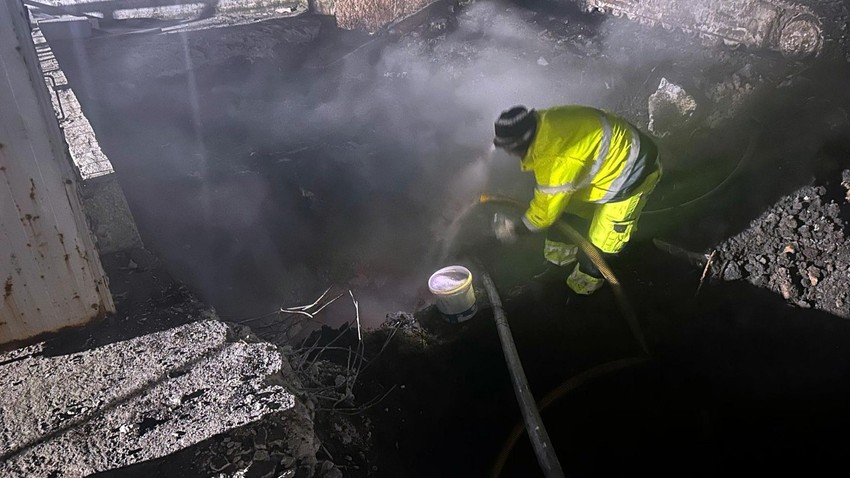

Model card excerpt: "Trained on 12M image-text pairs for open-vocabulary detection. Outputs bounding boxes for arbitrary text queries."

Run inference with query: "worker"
[491,105,662,295]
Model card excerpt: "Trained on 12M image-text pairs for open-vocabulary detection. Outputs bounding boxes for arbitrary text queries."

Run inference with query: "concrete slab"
[0,320,307,477]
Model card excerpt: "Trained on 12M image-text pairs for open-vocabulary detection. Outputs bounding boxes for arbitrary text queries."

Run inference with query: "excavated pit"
[37,0,850,476]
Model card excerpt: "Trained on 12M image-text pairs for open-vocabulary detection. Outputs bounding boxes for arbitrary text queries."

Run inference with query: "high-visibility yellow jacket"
[520,105,657,231]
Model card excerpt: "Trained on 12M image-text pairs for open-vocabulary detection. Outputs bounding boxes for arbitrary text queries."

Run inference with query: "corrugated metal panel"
[0,0,114,344]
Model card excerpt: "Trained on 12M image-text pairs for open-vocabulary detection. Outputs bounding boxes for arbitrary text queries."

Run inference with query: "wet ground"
[41,0,850,475]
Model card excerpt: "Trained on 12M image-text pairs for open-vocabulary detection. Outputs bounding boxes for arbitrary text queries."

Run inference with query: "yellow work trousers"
[545,168,661,294]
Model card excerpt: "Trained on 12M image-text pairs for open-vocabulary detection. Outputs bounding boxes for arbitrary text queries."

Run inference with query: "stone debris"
[335,0,435,31]
[384,311,417,329]
[713,172,850,318]
[704,64,764,128]
[647,78,697,137]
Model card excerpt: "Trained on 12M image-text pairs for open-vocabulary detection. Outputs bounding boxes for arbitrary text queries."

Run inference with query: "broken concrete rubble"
[703,64,764,128]
[309,0,336,15]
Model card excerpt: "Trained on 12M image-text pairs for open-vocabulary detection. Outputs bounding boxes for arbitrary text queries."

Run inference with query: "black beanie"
[494,106,537,151]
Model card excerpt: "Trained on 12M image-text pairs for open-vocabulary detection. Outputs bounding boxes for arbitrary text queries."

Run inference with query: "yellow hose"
[478,194,649,356]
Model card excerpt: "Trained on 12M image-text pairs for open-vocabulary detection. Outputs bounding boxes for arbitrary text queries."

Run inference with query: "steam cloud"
[74,1,713,330]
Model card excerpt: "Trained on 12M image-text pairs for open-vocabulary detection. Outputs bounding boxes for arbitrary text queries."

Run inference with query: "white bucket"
[428,265,477,323]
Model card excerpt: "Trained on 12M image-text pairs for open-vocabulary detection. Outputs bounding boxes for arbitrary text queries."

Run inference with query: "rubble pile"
[713,170,850,318]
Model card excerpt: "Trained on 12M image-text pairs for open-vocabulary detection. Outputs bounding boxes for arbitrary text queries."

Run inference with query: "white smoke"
[75,0,720,330]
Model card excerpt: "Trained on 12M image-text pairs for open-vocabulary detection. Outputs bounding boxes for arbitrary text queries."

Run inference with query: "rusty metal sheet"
[1,0,114,345]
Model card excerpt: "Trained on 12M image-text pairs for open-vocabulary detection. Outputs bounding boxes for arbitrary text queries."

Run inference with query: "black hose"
[480,267,566,478]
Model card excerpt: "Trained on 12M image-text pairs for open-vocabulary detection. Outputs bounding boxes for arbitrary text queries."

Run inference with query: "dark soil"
[317,176,850,476]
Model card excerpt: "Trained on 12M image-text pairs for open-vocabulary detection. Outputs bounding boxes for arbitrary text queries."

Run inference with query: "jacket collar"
[519,111,540,172]
[520,137,537,172]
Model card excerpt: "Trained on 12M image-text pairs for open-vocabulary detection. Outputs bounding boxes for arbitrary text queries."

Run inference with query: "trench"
[42,0,850,475]
[337,235,850,477]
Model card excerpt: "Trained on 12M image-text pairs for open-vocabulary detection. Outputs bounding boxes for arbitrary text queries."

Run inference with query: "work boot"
[566,263,605,295]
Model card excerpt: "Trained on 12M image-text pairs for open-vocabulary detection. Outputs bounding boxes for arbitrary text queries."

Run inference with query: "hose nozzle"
[479,193,522,208]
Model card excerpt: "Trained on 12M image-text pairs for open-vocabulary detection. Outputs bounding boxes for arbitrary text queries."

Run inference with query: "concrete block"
[80,174,144,255]
[0,320,311,476]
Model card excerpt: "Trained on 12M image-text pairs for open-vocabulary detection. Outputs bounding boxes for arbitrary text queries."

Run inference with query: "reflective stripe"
[522,213,542,231]
[535,112,612,196]
[566,264,605,295]
[599,123,642,202]
[544,240,578,266]
[536,183,576,195]
[588,112,613,182]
